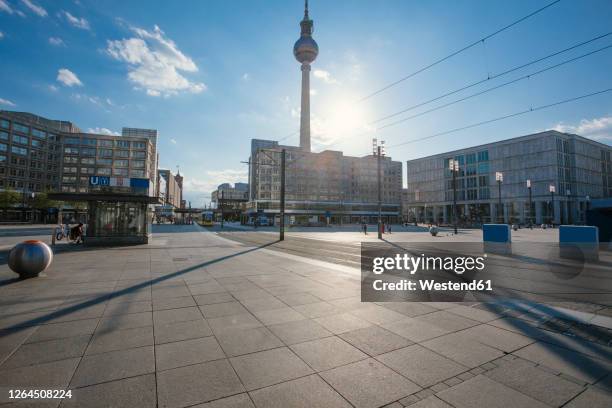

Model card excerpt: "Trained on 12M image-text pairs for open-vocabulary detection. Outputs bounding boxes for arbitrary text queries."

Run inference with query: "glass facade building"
[403,130,612,225]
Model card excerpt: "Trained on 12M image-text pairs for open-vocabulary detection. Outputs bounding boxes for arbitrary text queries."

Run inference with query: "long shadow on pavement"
[0,240,278,335]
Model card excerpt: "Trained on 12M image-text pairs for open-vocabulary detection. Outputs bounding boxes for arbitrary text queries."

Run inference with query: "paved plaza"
[0,224,610,407]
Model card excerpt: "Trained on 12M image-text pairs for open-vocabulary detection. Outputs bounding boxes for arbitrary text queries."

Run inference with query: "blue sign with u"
[89,176,110,186]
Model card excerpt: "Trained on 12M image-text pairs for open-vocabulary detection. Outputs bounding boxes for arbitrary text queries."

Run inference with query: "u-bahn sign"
[89,176,149,188]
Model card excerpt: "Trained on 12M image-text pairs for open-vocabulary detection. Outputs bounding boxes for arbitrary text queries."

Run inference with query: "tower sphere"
[294,36,318,64]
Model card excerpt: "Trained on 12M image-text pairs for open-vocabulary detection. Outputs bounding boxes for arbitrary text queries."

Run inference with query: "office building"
[157,169,183,209]
[248,144,402,224]
[0,110,158,197]
[403,130,612,225]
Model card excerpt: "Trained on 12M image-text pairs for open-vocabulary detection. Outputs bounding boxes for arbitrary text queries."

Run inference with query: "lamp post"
[279,149,286,241]
[526,179,532,228]
[449,160,459,234]
[585,195,590,225]
[495,172,503,223]
[373,138,385,240]
[549,184,555,225]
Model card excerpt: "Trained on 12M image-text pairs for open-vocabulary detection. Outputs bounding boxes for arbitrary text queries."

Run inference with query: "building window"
[11,146,28,156]
[0,131,8,140]
[97,158,112,165]
[477,150,489,162]
[97,167,111,175]
[64,137,80,145]
[62,176,77,183]
[13,123,29,134]
[99,149,113,157]
[0,155,6,162]
[132,141,146,149]
[477,162,489,174]
[32,129,46,139]
[64,167,77,173]
[64,147,79,154]
[115,140,130,148]
[0,120,9,129]
[81,148,96,156]
[130,151,145,158]
[113,159,129,167]
[64,157,78,163]
[82,138,97,146]
[12,135,28,145]
[81,167,95,175]
[115,150,129,158]
[130,170,145,177]
[81,157,95,164]
[113,168,128,176]
[0,143,7,152]
[98,139,113,147]
[31,139,42,148]
[132,160,145,168]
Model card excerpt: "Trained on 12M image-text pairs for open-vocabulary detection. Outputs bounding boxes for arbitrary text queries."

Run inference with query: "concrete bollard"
[483,224,512,255]
[559,225,599,262]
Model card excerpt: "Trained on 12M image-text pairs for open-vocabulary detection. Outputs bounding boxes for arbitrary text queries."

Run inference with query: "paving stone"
[193,292,235,305]
[484,357,584,407]
[293,302,344,318]
[153,307,203,325]
[96,311,152,332]
[470,367,486,375]
[415,310,480,332]
[381,302,439,317]
[349,304,407,325]
[398,394,420,406]
[340,325,413,356]
[314,313,372,334]
[436,375,550,408]
[443,377,462,386]
[404,396,454,408]
[382,403,403,408]
[208,313,263,335]
[188,281,227,295]
[156,336,225,371]
[216,326,283,357]
[564,387,612,408]
[458,324,534,353]
[320,358,421,408]
[457,372,474,381]
[0,358,80,403]
[380,318,450,342]
[157,359,244,408]
[1,335,90,369]
[275,292,322,306]
[253,307,306,325]
[152,296,197,311]
[154,319,213,344]
[230,347,313,391]
[249,374,351,408]
[64,374,156,408]
[240,296,287,312]
[70,346,155,388]
[422,332,504,368]
[193,393,254,408]
[26,319,98,343]
[86,326,153,355]
[103,300,152,316]
[445,305,504,322]
[200,301,249,319]
[290,336,368,371]
[376,345,466,387]
[415,389,434,399]
[430,382,450,392]
[267,318,332,345]
[513,342,611,384]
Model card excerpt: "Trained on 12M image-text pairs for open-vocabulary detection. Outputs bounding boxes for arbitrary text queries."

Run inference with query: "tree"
[0,190,20,208]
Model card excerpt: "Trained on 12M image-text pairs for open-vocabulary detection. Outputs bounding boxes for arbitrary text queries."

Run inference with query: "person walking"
[362,222,367,235]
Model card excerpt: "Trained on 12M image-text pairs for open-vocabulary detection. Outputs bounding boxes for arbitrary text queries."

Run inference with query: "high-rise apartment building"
[157,169,183,209]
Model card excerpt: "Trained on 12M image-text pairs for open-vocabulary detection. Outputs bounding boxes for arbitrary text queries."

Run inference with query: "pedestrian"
[388,224,392,234]
[362,222,367,235]
[71,223,84,244]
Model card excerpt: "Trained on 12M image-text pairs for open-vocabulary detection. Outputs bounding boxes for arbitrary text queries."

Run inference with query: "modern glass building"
[403,130,612,225]
[248,141,403,225]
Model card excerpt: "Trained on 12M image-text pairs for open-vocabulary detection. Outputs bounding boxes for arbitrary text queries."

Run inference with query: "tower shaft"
[300,63,311,152]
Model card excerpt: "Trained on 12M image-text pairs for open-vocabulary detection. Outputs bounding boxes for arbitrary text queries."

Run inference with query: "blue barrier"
[559,225,599,261]
[483,224,511,255]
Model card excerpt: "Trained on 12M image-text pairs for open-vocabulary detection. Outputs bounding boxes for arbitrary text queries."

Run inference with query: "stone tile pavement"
[0,224,609,407]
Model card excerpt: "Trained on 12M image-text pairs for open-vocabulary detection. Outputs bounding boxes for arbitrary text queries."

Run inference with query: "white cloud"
[57,68,83,87]
[107,25,206,97]
[0,31,4,39]
[313,69,339,84]
[184,169,248,196]
[0,0,14,14]
[87,127,120,136]
[553,116,612,142]
[170,138,177,144]
[48,37,65,46]
[242,73,250,81]
[310,89,317,96]
[0,97,16,107]
[62,10,90,30]
[21,0,46,17]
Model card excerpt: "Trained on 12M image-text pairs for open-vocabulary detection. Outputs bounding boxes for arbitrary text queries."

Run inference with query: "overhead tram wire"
[371,31,612,125]
[358,0,563,102]
[383,88,612,149]
[377,43,612,130]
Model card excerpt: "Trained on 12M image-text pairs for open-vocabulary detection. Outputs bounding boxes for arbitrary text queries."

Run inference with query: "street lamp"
[496,172,503,223]
[585,195,590,224]
[373,138,386,239]
[449,160,459,234]
[549,184,556,225]
[526,179,532,228]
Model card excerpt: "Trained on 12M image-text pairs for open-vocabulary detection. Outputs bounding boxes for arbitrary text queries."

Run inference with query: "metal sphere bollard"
[429,226,439,236]
[512,224,519,231]
[8,240,53,279]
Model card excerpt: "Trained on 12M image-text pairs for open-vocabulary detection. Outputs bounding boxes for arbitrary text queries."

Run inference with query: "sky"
[1,0,611,206]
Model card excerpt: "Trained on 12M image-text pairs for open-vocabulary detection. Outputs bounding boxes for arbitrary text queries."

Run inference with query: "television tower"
[293,0,318,152]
